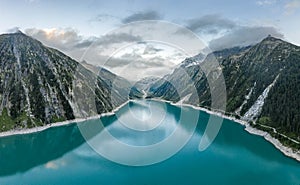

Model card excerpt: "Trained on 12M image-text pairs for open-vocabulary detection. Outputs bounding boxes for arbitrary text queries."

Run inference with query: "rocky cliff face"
[0,32,128,131]
[148,36,300,140]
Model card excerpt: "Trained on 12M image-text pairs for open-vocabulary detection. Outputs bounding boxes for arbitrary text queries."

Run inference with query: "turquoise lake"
[0,100,300,185]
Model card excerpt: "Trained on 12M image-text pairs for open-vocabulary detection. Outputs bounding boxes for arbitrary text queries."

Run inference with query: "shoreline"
[0,100,130,138]
[151,98,300,162]
[0,98,299,162]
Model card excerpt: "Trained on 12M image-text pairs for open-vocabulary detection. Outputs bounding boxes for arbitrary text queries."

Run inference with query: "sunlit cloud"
[25,28,84,51]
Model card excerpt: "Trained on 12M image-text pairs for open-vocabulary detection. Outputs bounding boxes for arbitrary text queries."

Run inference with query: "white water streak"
[243,75,279,121]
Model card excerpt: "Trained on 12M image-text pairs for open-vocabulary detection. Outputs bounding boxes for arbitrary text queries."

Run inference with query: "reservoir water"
[0,100,299,185]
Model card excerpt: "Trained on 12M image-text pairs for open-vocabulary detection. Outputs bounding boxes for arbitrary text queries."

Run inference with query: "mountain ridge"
[0,32,128,131]
[147,35,300,147]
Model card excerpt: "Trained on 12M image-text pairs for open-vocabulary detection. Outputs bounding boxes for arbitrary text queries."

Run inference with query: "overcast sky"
[0,0,299,80]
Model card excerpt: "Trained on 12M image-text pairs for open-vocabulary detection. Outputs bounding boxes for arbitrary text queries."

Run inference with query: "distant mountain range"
[0,32,299,149]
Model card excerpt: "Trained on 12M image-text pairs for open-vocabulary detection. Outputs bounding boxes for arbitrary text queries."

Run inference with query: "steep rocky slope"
[0,32,128,131]
[148,36,300,143]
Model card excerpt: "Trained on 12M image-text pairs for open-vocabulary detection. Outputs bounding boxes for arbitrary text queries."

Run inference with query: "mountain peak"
[0,31,44,52]
[3,30,27,37]
[1,31,33,40]
[252,35,288,52]
[14,29,24,34]
[261,35,284,44]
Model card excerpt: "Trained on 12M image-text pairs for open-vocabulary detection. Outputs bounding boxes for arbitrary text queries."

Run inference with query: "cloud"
[102,54,174,80]
[25,28,141,52]
[25,27,144,73]
[25,28,83,51]
[284,0,300,14]
[96,33,141,46]
[209,26,284,50]
[90,11,162,24]
[73,39,94,49]
[177,14,284,51]
[111,44,173,69]
[143,44,163,55]
[186,14,237,34]
[108,57,175,81]
[25,28,141,61]
[104,52,143,68]
[104,54,168,68]
[25,27,177,80]
[122,10,162,24]
[89,14,119,23]
[98,43,185,80]
[25,0,39,3]
[256,0,277,6]
[6,27,21,33]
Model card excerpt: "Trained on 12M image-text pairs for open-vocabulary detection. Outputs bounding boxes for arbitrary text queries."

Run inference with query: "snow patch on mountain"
[242,75,279,121]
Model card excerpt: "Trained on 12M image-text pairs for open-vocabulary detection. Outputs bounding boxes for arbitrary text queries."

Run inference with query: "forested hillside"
[148,36,300,144]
